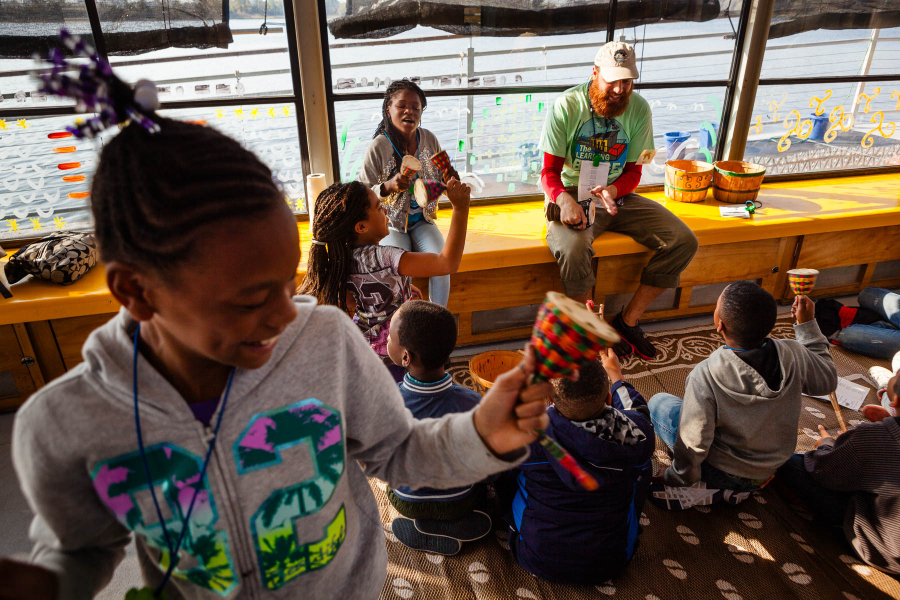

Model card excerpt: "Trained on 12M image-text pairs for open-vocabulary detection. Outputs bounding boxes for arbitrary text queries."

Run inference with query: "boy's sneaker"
[869,366,893,390]
[414,510,492,542]
[612,312,657,360]
[649,481,722,511]
[392,518,461,555]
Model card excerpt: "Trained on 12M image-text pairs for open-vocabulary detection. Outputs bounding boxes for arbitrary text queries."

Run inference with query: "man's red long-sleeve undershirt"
[540,152,642,202]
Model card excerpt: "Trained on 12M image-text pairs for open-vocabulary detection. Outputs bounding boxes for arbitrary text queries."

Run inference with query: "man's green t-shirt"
[539,80,654,187]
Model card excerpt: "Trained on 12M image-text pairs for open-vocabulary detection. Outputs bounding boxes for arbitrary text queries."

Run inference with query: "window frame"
[317,0,753,199]
[316,0,900,199]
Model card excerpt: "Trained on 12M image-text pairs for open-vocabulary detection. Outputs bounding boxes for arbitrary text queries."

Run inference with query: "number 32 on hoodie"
[91,399,345,594]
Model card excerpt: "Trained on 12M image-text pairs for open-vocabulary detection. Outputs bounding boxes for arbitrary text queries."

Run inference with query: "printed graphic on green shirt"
[539,82,654,189]
[572,117,629,183]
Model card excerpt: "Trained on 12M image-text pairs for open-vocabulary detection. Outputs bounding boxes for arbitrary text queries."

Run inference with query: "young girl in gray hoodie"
[0,58,551,600]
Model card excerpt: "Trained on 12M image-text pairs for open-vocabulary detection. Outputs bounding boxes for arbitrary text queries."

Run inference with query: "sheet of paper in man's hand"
[808,377,870,411]
[636,149,657,165]
[578,158,611,205]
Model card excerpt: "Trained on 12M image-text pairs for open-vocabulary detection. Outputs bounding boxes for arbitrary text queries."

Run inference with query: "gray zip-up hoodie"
[664,320,837,486]
[13,298,524,600]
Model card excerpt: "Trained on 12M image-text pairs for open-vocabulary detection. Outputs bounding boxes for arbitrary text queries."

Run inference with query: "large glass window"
[745,0,900,175]
[324,0,746,196]
[746,81,900,175]
[0,0,309,244]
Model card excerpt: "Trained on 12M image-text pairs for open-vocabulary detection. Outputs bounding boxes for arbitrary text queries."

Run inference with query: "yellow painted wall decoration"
[858,87,881,113]
[778,110,813,152]
[749,116,763,135]
[809,90,832,116]
[825,105,853,143]
[769,92,788,123]
[862,111,896,149]
[758,88,900,151]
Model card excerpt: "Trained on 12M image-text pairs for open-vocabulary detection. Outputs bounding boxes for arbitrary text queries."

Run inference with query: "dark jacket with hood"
[509,380,654,584]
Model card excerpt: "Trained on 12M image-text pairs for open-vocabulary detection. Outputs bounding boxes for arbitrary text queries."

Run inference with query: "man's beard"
[589,78,630,118]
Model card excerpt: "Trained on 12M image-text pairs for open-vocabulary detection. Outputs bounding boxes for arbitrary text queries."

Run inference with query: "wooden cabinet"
[0,313,115,412]
[0,324,44,412]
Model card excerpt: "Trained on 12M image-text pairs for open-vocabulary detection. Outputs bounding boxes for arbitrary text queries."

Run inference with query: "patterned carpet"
[372,318,900,600]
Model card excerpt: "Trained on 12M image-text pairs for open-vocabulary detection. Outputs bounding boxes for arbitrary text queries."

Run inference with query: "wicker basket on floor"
[664,160,713,203]
[469,350,523,395]
[712,160,767,203]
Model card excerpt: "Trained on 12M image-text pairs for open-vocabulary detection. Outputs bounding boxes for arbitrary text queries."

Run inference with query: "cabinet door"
[0,324,38,412]
[51,313,116,371]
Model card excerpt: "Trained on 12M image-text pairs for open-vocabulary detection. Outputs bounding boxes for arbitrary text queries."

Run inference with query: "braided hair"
[92,118,285,272]
[373,79,427,160]
[298,181,370,311]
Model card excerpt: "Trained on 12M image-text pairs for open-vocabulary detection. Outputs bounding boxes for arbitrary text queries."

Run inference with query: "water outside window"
[0,1,307,244]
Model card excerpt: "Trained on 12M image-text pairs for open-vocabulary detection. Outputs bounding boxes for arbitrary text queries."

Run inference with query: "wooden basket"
[468,350,523,395]
[712,161,766,204]
[664,160,713,203]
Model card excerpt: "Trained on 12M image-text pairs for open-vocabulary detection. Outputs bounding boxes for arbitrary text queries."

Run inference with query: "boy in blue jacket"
[385,300,493,555]
[507,348,655,584]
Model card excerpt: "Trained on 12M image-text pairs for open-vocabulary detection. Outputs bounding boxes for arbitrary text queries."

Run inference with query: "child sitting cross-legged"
[775,373,900,575]
[507,348,655,585]
[384,300,493,555]
[649,281,838,509]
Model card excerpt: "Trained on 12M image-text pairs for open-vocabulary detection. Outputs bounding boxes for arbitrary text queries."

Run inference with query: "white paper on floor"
[807,377,870,411]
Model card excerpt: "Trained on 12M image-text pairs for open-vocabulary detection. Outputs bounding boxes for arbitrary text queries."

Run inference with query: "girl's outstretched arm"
[396,178,470,278]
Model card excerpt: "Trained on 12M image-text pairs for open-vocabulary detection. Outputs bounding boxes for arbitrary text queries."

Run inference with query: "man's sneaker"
[391,518,461,555]
[414,510,492,542]
[612,312,657,360]
[869,366,893,390]
[610,335,634,359]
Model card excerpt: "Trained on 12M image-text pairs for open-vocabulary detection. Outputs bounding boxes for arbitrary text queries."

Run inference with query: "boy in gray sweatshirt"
[649,281,837,509]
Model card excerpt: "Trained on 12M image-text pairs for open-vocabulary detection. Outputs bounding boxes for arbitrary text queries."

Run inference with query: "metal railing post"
[850,28,881,125]
[294,0,336,186]
[606,0,618,43]
[466,41,475,173]
[720,0,775,161]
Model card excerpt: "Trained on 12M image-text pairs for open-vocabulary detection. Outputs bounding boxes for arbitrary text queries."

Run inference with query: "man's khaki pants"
[545,193,699,298]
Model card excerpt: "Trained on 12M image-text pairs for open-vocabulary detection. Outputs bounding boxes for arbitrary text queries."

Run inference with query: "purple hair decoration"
[34,29,160,139]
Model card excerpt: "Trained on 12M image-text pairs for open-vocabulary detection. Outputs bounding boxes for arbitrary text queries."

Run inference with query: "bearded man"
[540,41,698,359]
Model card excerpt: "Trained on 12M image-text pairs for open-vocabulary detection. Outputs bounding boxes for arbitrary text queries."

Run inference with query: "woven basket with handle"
[712,160,766,204]
[664,160,713,203]
[468,350,523,395]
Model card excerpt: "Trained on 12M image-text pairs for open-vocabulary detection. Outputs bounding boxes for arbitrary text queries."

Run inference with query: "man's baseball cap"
[594,41,639,82]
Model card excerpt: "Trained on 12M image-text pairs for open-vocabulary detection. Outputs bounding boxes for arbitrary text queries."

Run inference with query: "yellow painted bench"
[1,172,899,410]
